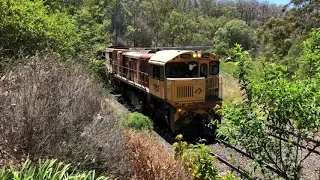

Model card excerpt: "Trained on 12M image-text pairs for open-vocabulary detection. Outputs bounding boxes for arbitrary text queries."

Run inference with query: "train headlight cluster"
[193,53,202,58]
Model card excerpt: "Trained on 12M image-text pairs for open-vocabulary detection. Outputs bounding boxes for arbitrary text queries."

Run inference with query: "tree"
[296,29,320,79]
[73,0,111,52]
[287,0,320,33]
[213,19,257,56]
[109,0,127,45]
[161,10,186,46]
[0,0,78,58]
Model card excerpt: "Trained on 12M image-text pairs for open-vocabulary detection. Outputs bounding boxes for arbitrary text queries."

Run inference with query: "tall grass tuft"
[125,130,191,180]
[0,159,109,180]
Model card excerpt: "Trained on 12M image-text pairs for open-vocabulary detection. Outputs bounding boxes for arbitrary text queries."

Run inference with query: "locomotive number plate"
[153,84,160,92]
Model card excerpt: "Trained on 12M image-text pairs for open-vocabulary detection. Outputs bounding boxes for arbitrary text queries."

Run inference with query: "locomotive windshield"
[165,61,198,78]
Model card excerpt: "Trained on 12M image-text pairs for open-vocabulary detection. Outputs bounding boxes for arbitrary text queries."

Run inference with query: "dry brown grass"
[125,130,191,180]
[221,73,242,104]
[0,53,130,178]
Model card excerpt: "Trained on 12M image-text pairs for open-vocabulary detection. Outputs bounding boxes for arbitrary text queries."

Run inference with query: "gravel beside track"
[211,141,320,180]
[300,146,320,180]
[211,143,265,179]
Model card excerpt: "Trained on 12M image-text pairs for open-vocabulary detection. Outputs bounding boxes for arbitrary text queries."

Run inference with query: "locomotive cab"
[148,50,222,135]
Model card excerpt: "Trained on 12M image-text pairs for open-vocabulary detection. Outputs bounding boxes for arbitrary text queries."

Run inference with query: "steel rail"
[268,133,320,155]
[209,152,253,179]
[216,139,288,179]
[266,124,320,145]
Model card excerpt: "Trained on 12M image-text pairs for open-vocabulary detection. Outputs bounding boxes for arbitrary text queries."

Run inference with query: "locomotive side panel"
[148,64,165,99]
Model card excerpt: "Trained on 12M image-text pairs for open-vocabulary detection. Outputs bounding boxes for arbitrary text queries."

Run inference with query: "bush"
[125,112,153,131]
[125,131,190,180]
[0,159,109,180]
[173,135,237,180]
[89,58,111,88]
[0,53,130,178]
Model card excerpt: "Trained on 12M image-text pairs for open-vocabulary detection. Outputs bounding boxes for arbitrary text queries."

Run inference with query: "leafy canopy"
[0,0,78,57]
[213,20,257,56]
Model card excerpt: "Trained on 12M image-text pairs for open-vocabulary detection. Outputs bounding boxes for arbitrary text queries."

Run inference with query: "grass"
[220,59,264,80]
[125,112,153,131]
[0,159,109,180]
[221,72,242,104]
[220,60,238,77]
[125,130,191,180]
[220,59,264,104]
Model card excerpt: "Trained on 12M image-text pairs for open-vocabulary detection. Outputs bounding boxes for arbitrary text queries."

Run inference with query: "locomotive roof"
[148,50,192,66]
[122,51,155,59]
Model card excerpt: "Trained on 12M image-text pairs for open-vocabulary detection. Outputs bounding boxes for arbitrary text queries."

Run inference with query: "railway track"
[211,134,320,180]
[112,93,320,179]
[210,138,284,179]
[209,150,254,179]
[268,133,320,155]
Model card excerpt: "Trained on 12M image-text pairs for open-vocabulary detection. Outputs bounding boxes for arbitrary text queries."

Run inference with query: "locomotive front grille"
[177,86,194,98]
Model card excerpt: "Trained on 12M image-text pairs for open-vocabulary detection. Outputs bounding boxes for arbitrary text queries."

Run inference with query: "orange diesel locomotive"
[106,47,222,135]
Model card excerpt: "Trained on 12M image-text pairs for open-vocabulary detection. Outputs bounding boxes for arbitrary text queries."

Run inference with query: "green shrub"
[0,159,109,180]
[173,135,237,180]
[88,58,110,88]
[125,112,153,131]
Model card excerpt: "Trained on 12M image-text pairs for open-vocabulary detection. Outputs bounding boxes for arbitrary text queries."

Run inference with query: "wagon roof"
[148,50,192,66]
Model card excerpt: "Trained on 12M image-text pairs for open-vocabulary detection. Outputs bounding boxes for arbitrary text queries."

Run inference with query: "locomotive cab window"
[150,65,164,80]
[165,62,198,78]
[209,61,219,75]
[200,63,208,77]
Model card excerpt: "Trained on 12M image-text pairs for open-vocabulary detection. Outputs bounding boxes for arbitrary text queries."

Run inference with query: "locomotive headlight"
[197,53,201,58]
[178,108,182,113]
[192,53,197,58]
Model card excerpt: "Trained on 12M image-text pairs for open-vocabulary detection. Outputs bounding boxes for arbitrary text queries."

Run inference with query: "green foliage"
[88,58,111,88]
[232,44,254,106]
[296,29,320,79]
[219,61,238,76]
[218,44,320,179]
[261,17,296,58]
[125,112,153,131]
[173,135,237,180]
[0,0,78,57]
[213,20,257,56]
[173,134,188,159]
[73,2,111,53]
[0,159,109,180]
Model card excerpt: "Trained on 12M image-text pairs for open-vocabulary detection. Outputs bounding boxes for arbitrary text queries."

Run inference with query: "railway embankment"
[0,53,190,179]
[0,53,130,178]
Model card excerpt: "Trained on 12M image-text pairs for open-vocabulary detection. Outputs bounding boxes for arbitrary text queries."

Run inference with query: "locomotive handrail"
[219,75,223,99]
